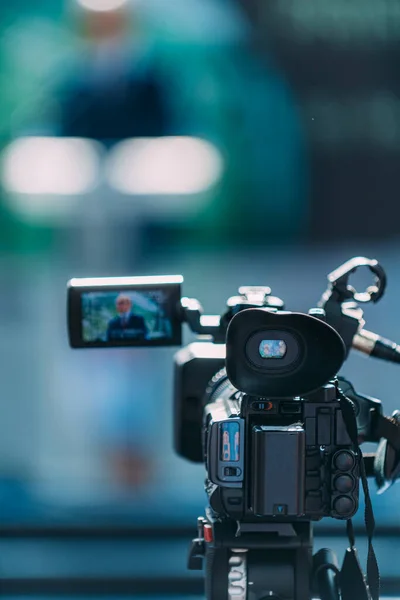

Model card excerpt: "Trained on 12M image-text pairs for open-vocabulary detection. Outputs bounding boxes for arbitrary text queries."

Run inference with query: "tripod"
[189,519,341,600]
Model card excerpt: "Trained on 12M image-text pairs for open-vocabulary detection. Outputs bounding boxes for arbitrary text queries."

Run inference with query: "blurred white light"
[106,136,224,196]
[1,137,101,196]
[75,0,129,12]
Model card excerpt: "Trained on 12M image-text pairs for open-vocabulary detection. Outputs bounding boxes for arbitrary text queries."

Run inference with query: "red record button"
[204,524,213,543]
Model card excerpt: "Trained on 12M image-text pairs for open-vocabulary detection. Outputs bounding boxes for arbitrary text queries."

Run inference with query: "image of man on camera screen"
[106,294,148,342]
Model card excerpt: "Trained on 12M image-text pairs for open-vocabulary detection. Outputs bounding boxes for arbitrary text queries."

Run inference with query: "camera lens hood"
[226,308,345,397]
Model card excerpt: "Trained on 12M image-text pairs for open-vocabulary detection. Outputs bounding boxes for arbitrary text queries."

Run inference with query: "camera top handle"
[180,287,284,344]
[320,256,400,364]
[180,256,400,365]
[325,256,386,304]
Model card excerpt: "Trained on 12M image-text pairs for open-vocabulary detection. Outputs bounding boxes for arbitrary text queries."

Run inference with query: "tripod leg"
[312,549,340,600]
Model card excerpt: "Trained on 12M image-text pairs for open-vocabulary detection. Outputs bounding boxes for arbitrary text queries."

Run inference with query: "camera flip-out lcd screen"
[68,276,182,348]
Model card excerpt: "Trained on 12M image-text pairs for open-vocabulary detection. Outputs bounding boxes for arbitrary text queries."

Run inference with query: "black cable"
[338,389,380,600]
[353,329,400,363]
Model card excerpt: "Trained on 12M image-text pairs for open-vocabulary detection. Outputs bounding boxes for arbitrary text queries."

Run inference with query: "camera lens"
[258,340,287,359]
[245,329,303,372]
[226,308,346,397]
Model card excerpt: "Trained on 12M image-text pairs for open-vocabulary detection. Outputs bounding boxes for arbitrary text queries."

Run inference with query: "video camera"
[67,257,400,600]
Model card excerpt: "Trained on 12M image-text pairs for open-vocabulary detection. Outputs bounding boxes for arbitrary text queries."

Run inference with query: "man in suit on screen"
[106,294,148,342]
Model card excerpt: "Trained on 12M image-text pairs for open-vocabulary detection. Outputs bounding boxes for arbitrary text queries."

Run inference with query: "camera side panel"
[173,342,225,462]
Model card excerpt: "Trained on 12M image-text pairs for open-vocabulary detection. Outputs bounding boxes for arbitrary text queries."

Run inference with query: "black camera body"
[203,377,359,522]
[176,306,360,523]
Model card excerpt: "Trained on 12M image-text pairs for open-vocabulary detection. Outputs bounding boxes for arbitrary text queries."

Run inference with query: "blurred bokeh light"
[76,0,130,12]
[2,137,102,195]
[106,136,223,195]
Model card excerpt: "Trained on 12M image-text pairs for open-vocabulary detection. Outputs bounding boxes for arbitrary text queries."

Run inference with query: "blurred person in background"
[59,0,171,143]
[57,0,171,492]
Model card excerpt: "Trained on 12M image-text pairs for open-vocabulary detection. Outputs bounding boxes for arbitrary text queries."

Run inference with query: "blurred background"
[1,0,400,597]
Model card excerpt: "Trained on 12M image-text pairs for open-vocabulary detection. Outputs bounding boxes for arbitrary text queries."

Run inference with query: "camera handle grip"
[326,256,386,304]
[320,257,400,364]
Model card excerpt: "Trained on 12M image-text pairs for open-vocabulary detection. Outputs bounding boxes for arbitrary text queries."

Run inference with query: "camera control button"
[227,497,242,505]
[333,495,355,516]
[334,450,355,471]
[334,474,354,493]
[224,467,242,477]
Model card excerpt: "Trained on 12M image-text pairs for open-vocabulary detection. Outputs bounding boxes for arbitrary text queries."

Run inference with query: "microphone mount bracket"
[318,257,387,357]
